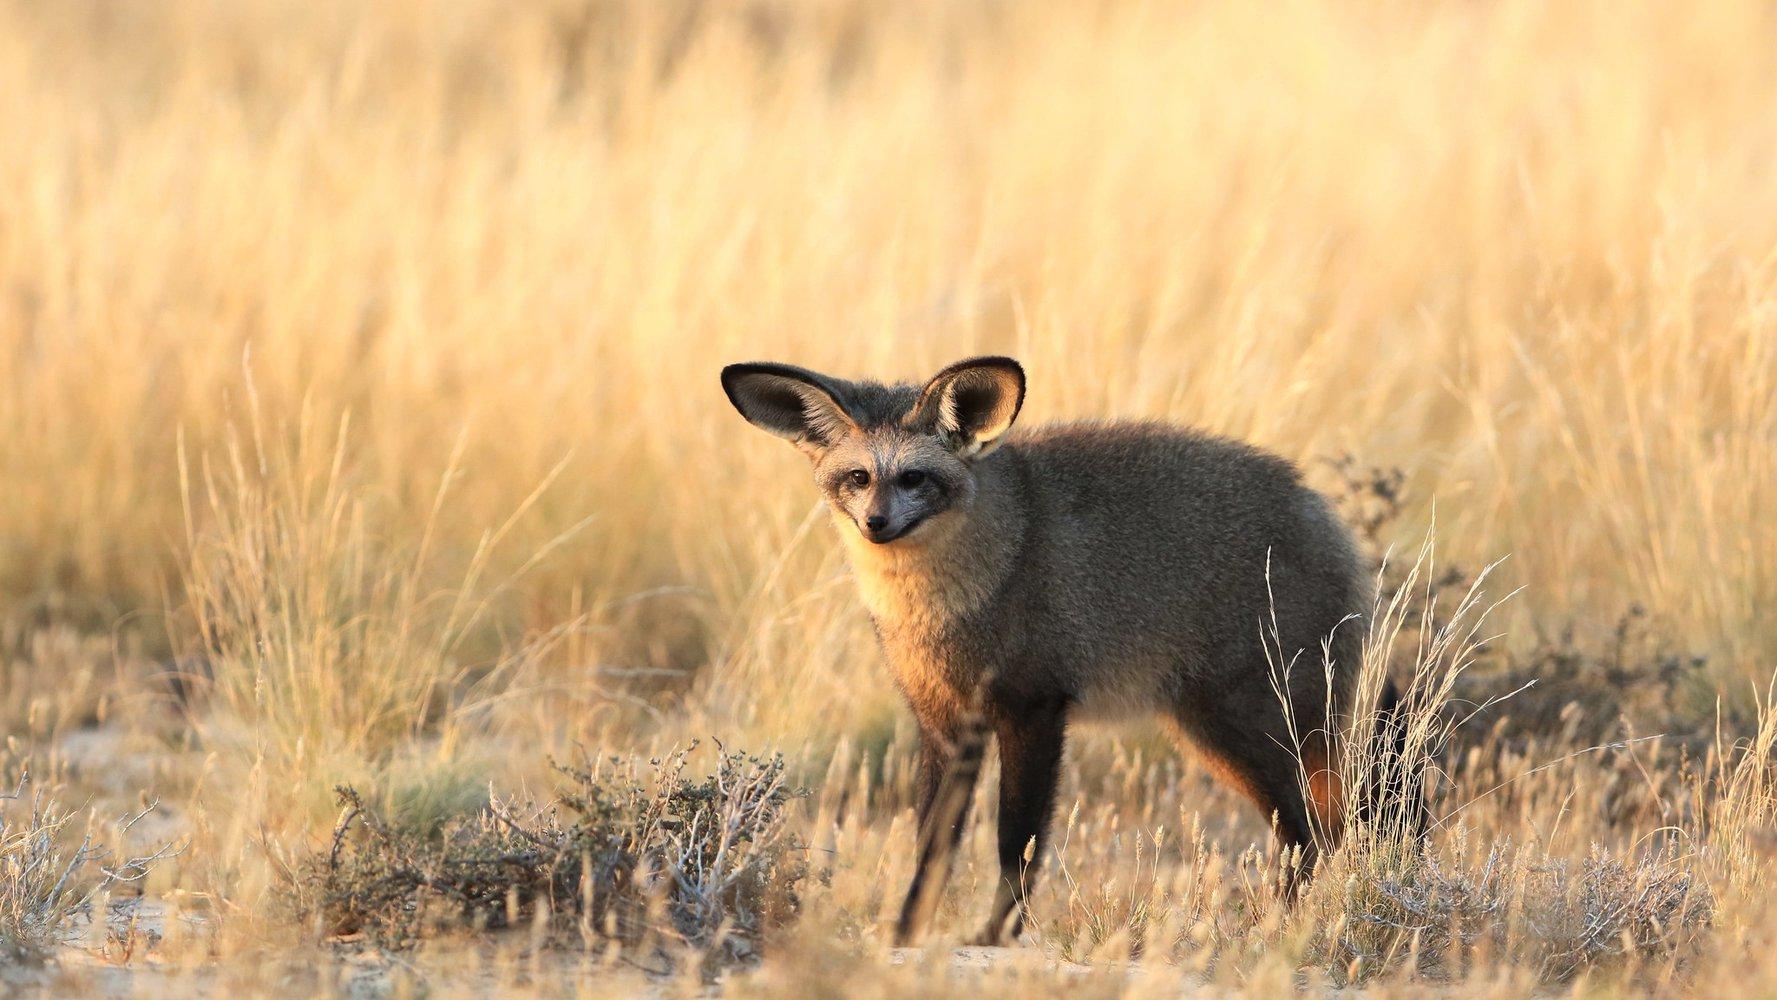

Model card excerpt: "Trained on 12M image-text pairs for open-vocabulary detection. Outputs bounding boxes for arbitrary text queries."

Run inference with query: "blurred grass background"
[4,2,1773,724]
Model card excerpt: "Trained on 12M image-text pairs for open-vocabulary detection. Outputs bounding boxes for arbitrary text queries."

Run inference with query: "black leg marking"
[973,695,1068,945]
[1261,771,1320,896]
[894,713,989,946]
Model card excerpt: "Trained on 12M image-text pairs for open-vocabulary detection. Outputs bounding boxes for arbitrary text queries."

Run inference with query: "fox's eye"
[848,469,870,487]
[898,470,927,488]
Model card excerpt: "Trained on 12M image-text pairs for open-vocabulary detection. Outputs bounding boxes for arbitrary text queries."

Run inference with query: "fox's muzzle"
[861,515,923,544]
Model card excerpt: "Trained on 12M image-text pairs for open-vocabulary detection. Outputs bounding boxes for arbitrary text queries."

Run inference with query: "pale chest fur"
[841,524,1001,704]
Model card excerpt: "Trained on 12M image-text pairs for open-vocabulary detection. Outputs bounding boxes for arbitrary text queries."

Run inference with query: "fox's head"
[721,357,1025,546]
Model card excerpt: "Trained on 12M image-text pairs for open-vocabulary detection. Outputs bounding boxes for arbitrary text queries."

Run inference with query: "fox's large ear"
[721,362,859,455]
[913,356,1026,458]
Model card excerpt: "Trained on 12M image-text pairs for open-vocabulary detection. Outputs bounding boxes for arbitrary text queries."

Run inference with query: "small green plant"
[301,742,807,968]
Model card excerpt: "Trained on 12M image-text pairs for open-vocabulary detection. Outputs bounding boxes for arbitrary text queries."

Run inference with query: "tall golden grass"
[3,0,1777,993]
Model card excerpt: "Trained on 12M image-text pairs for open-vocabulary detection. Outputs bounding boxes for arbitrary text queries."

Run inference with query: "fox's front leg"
[973,694,1069,945]
[894,713,988,945]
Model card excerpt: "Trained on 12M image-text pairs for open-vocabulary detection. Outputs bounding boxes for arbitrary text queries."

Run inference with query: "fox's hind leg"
[1167,697,1326,892]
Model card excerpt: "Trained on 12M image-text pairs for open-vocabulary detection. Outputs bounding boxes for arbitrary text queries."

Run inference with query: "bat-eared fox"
[721,356,1422,947]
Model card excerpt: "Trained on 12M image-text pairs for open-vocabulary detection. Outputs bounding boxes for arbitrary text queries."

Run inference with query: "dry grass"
[4,0,1777,994]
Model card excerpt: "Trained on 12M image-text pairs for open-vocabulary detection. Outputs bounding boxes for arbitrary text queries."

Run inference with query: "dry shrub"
[1462,610,1718,753]
[301,743,807,969]
[0,777,178,966]
[1310,840,1711,985]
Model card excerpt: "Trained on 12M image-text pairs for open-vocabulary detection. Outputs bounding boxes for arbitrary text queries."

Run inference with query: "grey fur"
[721,356,1392,945]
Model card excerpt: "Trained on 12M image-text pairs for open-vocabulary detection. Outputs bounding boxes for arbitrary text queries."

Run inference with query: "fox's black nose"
[864,515,889,533]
